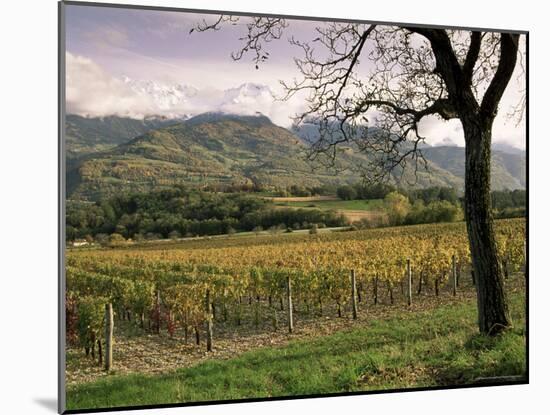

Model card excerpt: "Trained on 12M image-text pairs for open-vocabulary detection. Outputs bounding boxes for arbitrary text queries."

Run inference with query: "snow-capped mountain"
[222,83,274,105]
[119,78,277,120]
[122,77,198,117]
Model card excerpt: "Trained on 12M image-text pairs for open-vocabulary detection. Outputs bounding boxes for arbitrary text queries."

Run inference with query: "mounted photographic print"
[59,1,528,413]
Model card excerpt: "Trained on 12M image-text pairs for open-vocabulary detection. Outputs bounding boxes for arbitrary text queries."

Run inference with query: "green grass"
[66,291,526,411]
[277,199,384,211]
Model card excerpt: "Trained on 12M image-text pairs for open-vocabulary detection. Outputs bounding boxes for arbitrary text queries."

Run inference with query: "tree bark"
[463,119,510,335]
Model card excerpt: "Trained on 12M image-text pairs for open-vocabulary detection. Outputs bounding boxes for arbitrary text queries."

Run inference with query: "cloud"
[66,53,306,124]
[66,52,154,118]
[418,116,465,147]
[84,25,130,50]
[65,53,526,151]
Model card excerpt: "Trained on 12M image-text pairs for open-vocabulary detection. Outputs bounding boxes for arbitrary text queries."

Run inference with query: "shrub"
[337,185,357,200]
[384,192,411,226]
[168,230,181,240]
[94,233,109,246]
[108,233,127,247]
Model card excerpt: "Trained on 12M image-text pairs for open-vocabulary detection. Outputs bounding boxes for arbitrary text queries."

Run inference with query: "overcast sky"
[65,4,526,149]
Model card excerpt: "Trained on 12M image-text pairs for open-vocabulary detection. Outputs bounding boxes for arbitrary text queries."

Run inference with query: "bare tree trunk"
[463,120,510,335]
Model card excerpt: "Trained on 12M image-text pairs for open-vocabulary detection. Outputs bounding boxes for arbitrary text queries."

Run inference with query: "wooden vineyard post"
[104,303,113,371]
[205,289,213,352]
[351,270,358,320]
[287,275,294,333]
[452,255,457,297]
[407,259,412,306]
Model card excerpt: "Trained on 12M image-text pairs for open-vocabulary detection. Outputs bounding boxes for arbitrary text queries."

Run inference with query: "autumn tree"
[384,192,411,226]
[196,17,525,335]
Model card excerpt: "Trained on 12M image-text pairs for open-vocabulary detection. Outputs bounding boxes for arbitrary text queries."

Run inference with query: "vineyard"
[66,218,526,380]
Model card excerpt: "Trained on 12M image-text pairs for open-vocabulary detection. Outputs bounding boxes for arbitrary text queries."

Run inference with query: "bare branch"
[193,17,523,183]
[481,33,520,121]
[463,31,482,82]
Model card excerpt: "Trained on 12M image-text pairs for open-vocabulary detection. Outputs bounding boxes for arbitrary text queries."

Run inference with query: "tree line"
[66,186,348,242]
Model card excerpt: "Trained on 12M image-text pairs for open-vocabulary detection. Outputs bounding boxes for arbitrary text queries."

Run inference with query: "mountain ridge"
[65,113,526,201]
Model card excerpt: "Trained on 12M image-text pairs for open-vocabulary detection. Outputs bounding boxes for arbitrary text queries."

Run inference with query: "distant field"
[275,198,384,211]
[271,197,386,223]
[269,195,340,203]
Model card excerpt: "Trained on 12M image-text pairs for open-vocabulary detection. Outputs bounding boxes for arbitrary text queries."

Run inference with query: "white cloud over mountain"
[66,52,304,125]
[66,53,154,118]
[66,52,525,149]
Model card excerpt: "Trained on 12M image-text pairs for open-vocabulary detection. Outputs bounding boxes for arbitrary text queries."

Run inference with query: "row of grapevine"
[66,219,526,366]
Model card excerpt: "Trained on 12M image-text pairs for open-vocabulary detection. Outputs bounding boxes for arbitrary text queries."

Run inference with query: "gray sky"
[65,4,526,149]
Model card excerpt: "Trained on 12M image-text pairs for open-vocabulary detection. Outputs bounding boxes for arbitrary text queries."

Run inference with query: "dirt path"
[65,275,525,386]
